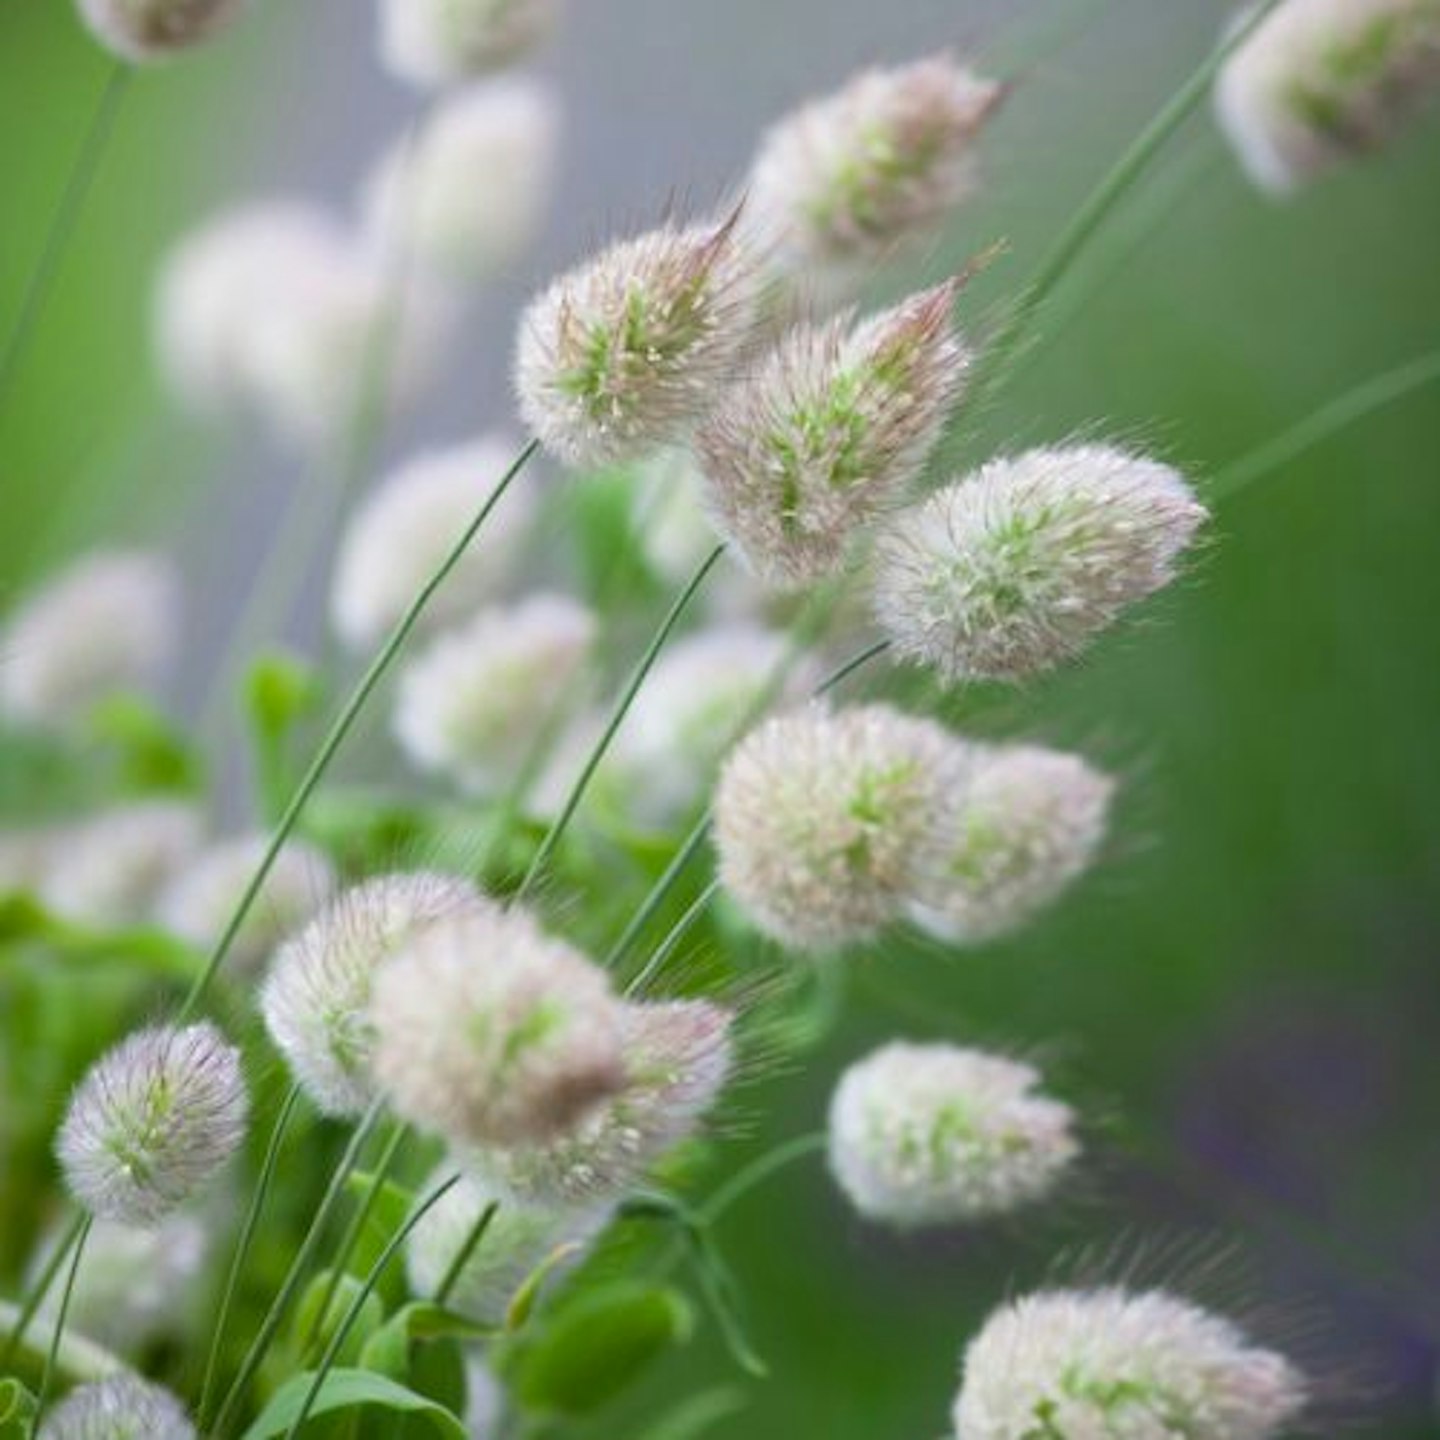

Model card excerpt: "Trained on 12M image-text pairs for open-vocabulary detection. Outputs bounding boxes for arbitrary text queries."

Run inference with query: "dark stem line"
[434,1200,500,1307]
[28,1216,91,1438]
[0,1210,85,1369]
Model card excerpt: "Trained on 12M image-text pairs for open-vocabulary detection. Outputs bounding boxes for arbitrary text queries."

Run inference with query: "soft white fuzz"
[40,1375,195,1440]
[75,0,251,62]
[378,0,559,89]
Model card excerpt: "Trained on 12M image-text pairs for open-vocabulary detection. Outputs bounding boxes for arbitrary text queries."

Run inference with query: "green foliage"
[240,1369,467,1440]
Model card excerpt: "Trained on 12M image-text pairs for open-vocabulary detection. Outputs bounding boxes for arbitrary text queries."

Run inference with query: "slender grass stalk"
[176,439,540,1021]
[0,1210,85,1369]
[433,1200,500,1306]
[697,1133,827,1226]
[28,1215,91,1439]
[814,639,891,697]
[198,1084,305,1426]
[623,878,721,999]
[605,811,712,972]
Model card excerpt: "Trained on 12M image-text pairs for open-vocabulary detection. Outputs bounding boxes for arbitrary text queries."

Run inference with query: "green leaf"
[0,895,200,983]
[636,1387,749,1440]
[291,1273,384,1368]
[0,1378,36,1439]
[504,1242,584,1331]
[245,651,323,819]
[341,1171,416,1272]
[87,694,203,795]
[239,1369,467,1440]
[360,1302,493,1382]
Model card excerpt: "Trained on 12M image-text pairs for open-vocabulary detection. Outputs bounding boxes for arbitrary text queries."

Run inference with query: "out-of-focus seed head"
[378,0,559,89]
[952,1287,1308,1440]
[873,444,1207,684]
[1216,0,1440,195]
[371,905,627,1148]
[515,216,756,470]
[262,871,481,1117]
[40,1375,195,1440]
[909,744,1114,946]
[57,1022,248,1226]
[157,834,336,977]
[699,281,971,588]
[828,1041,1077,1227]
[713,702,962,952]
[0,550,178,729]
[393,593,596,794]
[75,0,251,62]
[363,79,561,283]
[331,434,538,651]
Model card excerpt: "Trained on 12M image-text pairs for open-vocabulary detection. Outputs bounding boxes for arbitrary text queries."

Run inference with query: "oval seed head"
[157,834,336,978]
[331,434,539,651]
[873,443,1207,684]
[371,905,627,1149]
[363,79,561,284]
[480,998,734,1205]
[828,1042,1077,1228]
[74,0,251,62]
[909,744,1114,946]
[262,871,481,1117]
[40,1375,195,1440]
[378,0,559,88]
[57,1022,248,1226]
[953,1287,1307,1440]
[393,593,596,794]
[515,215,756,470]
[0,550,178,729]
[713,703,961,952]
[1215,0,1440,195]
[699,281,971,588]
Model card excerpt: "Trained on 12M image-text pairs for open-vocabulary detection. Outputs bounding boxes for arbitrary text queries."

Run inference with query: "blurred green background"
[2,2,1439,1437]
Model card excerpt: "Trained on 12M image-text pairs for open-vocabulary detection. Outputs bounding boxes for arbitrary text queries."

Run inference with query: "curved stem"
[624,879,720,999]
[604,811,712,972]
[0,1210,84,1369]
[434,1200,500,1307]
[698,1133,827,1226]
[28,1215,91,1438]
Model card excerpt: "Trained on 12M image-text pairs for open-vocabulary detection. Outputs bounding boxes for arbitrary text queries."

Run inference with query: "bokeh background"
[2,1,1439,1436]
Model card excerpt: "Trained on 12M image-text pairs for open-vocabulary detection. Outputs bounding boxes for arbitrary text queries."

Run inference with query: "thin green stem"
[0,1210,84,1369]
[605,811,712,973]
[815,638,891,696]
[28,1215,91,1438]
[177,439,540,1020]
[698,1133,827,1226]
[623,879,720,998]
[433,1200,500,1306]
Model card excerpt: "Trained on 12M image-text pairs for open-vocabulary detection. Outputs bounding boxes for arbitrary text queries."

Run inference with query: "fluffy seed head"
[0,550,178,728]
[393,593,596,794]
[515,216,755,470]
[699,281,970,588]
[378,0,559,88]
[331,435,538,651]
[713,703,962,951]
[828,1042,1077,1227]
[1216,0,1440,195]
[952,1287,1307,1440]
[57,1022,248,1225]
[40,1375,195,1440]
[363,79,561,283]
[371,905,627,1148]
[262,871,481,1117]
[873,444,1206,683]
[75,0,251,61]
[910,744,1114,945]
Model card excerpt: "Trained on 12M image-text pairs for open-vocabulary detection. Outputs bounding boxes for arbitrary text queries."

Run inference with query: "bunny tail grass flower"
[952,1287,1307,1440]
[828,1042,1077,1228]
[713,703,962,951]
[378,0,559,88]
[363,79,561,284]
[1215,0,1440,195]
[698,280,971,588]
[332,434,539,650]
[371,905,627,1149]
[393,593,596,793]
[910,745,1114,946]
[873,443,1206,684]
[262,872,481,1117]
[515,214,756,470]
[75,0,251,62]
[57,1022,247,1225]
[40,1375,195,1440]
[0,550,178,728]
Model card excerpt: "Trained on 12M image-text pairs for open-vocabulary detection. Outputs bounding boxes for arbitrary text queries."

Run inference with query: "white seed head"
[909,744,1115,946]
[953,1287,1307,1440]
[378,0,559,88]
[331,434,538,651]
[157,834,336,978]
[713,703,962,951]
[262,871,481,1117]
[515,216,756,470]
[371,905,627,1148]
[873,444,1207,684]
[1216,0,1440,195]
[828,1042,1077,1228]
[479,998,734,1205]
[75,0,251,62]
[363,79,561,283]
[57,1022,248,1226]
[393,593,596,794]
[699,281,971,588]
[0,550,178,728]
[40,1376,195,1440]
